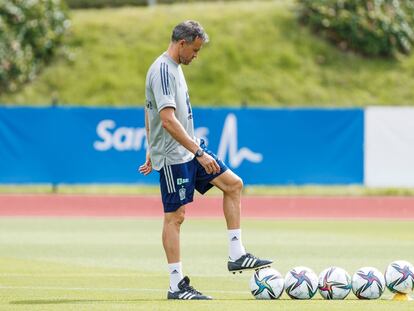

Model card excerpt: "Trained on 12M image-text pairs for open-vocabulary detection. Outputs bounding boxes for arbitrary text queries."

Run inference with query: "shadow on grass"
[10,298,258,305]
[10,299,166,305]
[9,298,392,305]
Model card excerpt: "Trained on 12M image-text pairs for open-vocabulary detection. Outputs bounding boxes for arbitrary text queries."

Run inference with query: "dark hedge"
[0,0,70,92]
[298,0,414,57]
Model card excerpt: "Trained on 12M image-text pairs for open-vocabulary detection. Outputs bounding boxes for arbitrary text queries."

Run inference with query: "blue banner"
[0,107,363,185]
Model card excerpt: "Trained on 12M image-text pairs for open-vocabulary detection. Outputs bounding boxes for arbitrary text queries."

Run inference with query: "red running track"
[0,194,414,219]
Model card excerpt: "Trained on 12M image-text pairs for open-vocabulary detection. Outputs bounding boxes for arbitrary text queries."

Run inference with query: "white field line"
[0,285,247,295]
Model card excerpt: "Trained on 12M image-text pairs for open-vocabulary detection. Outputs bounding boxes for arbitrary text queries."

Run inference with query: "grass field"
[1,1,414,107]
[0,218,413,310]
[2,184,414,196]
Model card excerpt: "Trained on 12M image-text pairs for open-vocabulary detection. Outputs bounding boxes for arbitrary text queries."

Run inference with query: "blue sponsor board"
[0,107,363,185]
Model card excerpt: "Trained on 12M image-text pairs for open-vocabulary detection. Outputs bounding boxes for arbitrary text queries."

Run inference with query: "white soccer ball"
[249,268,284,299]
[352,267,385,299]
[284,266,318,299]
[385,260,414,294]
[318,266,352,300]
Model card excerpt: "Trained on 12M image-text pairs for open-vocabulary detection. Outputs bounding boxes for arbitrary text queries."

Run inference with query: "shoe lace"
[246,252,257,259]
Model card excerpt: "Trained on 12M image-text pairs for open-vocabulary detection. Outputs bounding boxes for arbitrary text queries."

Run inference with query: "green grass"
[2,184,414,196]
[0,218,413,310]
[1,1,414,107]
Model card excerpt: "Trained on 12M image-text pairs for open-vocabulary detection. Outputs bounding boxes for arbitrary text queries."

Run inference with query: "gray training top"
[145,52,196,171]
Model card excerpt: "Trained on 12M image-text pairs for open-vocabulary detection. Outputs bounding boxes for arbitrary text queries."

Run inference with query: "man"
[139,20,272,300]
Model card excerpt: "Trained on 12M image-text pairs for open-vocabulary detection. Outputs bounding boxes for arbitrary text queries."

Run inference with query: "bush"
[298,0,414,57]
[0,0,70,92]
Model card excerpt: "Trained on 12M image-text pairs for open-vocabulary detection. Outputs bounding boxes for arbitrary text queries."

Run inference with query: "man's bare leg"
[211,170,273,272]
[163,205,186,291]
[163,205,186,263]
[210,170,243,230]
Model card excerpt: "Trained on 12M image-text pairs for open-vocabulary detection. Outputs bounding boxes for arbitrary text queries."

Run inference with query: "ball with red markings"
[318,267,352,300]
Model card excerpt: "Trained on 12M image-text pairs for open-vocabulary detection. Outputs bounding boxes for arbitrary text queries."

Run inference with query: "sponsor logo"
[93,113,263,168]
[177,178,189,185]
[194,114,263,168]
[93,120,146,151]
[217,113,263,168]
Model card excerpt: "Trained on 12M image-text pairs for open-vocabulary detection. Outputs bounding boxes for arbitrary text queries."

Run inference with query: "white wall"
[365,107,414,187]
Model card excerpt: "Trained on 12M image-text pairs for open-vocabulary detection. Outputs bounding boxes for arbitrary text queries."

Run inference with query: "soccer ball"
[318,266,352,300]
[249,268,284,299]
[284,266,318,299]
[352,267,385,299]
[385,260,414,294]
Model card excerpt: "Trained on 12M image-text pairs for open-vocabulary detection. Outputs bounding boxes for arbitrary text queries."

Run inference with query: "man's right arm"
[138,109,152,175]
[144,108,150,151]
[160,107,220,175]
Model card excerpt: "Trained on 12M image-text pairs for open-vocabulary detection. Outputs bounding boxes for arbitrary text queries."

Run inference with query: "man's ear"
[179,39,187,47]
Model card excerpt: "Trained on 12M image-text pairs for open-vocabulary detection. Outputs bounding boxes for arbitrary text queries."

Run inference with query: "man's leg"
[210,170,245,260]
[163,204,212,300]
[210,170,242,230]
[160,162,211,299]
[163,205,186,292]
[210,170,273,272]
[163,205,186,264]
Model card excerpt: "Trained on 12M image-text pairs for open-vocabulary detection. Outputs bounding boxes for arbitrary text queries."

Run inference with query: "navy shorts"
[159,140,228,213]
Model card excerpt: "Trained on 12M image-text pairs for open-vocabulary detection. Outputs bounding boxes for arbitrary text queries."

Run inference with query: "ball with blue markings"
[284,266,318,299]
[249,268,284,299]
[352,267,385,299]
[385,260,414,294]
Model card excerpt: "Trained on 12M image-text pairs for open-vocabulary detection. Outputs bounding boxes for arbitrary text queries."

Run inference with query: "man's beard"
[179,56,192,65]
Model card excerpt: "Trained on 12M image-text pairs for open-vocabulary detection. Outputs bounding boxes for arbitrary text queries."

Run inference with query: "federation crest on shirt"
[179,187,186,201]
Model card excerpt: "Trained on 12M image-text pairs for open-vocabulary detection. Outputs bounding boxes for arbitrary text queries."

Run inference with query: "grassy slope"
[0,218,413,311]
[1,1,414,107]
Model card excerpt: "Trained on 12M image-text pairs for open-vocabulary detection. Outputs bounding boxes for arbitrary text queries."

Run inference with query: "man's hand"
[138,152,152,175]
[196,152,220,175]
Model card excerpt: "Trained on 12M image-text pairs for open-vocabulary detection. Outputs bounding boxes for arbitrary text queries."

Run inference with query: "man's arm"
[138,109,152,175]
[160,107,220,174]
[145,108,150,148]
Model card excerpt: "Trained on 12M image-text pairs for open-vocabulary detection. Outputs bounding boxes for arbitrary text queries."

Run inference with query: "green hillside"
[1,0,414,107]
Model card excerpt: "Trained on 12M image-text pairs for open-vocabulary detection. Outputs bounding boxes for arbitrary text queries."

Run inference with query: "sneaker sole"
[167,294,213,300]
[167,297,213,300]
[229,263,272,274]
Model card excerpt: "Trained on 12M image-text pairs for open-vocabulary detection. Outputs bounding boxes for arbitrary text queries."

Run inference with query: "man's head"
[171,20,209,65]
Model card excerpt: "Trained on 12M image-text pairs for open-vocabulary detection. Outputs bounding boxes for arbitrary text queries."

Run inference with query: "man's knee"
[226,175,243,195]
[175,208,186,225]
[164,207,186,226]
[235,176,244,191]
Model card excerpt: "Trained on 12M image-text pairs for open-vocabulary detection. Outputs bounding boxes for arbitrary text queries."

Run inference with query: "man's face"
[178,37,204,65]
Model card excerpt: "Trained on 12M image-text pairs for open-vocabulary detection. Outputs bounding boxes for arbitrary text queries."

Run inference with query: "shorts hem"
[163,198,194,213]
[197,166,229,195]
